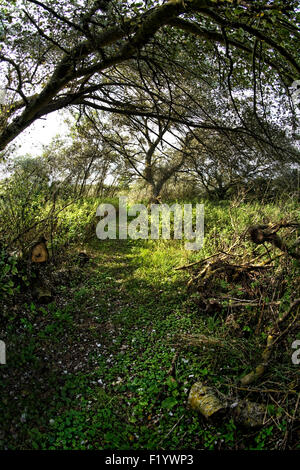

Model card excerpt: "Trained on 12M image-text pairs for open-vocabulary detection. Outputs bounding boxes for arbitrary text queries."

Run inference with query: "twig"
[179,333,227,348]
[240,298,300,385]
[276,298,300,327]
[158,415,184,446]
[167,351,179,376]
[208,298,280,309]
[223,383,298,394]
[175,252,222,270]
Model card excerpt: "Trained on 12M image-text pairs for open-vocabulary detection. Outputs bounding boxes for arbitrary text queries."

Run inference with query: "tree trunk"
[149,183,163,204]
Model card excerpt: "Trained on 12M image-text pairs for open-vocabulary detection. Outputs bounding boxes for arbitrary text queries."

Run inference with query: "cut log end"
[30,237,49,263]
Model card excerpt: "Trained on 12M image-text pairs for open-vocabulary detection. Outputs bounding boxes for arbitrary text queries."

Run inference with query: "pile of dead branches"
[176,220,300,314]
[176,220,300,386]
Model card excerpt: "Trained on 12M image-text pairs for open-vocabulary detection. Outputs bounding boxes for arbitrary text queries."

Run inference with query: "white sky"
[13,110,69,157]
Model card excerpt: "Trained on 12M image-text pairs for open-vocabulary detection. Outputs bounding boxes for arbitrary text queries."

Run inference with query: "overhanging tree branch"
[0,0,298,152]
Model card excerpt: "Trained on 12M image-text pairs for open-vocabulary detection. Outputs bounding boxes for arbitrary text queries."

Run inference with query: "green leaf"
[161,396,178,410]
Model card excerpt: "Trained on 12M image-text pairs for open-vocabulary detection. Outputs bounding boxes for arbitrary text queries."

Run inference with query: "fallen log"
[188,382,269,428]
[188,382,226,418]
[231,400,268,428]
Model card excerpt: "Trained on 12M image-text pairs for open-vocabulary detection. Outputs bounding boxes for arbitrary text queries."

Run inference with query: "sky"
[13,110,69,157]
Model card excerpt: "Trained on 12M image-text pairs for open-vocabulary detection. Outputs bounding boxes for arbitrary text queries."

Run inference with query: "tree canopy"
[0,0,299,153]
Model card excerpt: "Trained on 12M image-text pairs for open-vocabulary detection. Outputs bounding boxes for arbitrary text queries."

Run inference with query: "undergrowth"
[0,198,299,450]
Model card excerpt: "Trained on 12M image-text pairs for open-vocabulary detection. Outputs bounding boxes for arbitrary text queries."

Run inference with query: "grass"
[0,199,299,450]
